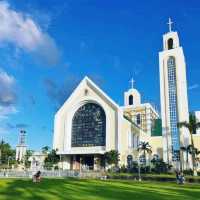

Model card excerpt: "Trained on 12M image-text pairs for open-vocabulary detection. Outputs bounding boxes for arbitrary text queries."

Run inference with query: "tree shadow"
[0,178,199,200]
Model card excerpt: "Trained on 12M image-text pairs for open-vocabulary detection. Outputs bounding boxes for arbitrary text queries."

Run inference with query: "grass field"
[0,178,199,200]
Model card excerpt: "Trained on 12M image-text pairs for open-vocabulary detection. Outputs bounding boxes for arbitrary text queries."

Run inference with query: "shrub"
[104,150,120,167]
[151,158,171,174]
[183,169,193,176]
[119,165,127,173]
[54,165,59,170]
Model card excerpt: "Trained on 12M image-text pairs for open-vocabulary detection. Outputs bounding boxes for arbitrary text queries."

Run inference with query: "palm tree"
[194,148,200,165]
[178,113,200,175]
[194,149,200,170]
[180,146,186,170]
[186,145,194,165]
[104,150,120,167]
[180,145,194,170]
[137,142,152,166]
[185,145,193,169]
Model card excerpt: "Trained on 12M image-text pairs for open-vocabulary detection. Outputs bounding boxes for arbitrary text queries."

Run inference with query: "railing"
[0,170,105,178]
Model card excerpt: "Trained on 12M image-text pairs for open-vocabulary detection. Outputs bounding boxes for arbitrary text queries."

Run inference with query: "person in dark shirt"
[33,171,41,182]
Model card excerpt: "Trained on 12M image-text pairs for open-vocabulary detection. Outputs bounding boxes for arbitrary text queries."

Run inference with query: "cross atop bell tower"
[163,18,180,50]
[129,78,135,89]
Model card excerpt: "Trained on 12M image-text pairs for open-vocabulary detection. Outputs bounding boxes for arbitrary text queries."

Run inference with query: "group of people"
[175,171,185,184]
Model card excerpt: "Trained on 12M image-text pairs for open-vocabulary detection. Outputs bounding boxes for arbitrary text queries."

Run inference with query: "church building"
[53,19,200,171]
[53,76,162,170]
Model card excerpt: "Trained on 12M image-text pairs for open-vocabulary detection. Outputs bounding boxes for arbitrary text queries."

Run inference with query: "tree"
[195,149,200,168]
[193,148,200,166]
[180,145,194,169]
[42,146,50,154]
[104,150,120,167]
[151,158,170,173]
[178,113,200,175]
[137,142,152,166]
[0,140,15,167]
[180,146,186,170]
[44,149,60,169]
[24,150,33,168]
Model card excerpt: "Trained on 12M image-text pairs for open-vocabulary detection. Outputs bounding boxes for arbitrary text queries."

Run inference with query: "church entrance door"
[81,155,94,170]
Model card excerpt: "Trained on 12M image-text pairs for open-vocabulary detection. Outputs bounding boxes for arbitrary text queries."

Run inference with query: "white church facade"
[53,76,162,170]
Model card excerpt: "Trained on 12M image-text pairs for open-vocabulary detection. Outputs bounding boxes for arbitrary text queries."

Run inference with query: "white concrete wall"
[53,77,120,156]
[16,145,27,161]
[195,111,200,134]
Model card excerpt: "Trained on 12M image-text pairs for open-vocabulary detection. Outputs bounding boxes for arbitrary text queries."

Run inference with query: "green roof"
[151,118,162,136]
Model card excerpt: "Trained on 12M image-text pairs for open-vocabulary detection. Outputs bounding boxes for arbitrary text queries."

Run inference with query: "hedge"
[107,173,200,183]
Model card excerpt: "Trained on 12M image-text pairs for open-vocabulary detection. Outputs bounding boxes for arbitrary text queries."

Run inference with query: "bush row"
[107,173,200,183]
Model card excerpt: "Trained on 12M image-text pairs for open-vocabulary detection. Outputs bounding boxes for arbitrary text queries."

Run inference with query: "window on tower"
[168,38,173,50]
[136,114,141,125]
[129,95,133,105]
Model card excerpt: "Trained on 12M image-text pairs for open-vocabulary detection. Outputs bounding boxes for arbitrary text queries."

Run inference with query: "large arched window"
[71,103,106,147]
[129,95,133,105]
[167,38,173,50]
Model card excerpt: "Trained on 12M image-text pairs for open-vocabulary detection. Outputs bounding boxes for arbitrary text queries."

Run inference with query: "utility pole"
[0,149,1,165]
[138,152,141,181]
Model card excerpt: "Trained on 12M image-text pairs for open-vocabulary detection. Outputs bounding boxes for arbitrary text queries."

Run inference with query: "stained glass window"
[167,56,180,161]
[71,103,106,147]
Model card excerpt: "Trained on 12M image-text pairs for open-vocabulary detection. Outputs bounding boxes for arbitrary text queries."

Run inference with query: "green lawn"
[0,178,199,200]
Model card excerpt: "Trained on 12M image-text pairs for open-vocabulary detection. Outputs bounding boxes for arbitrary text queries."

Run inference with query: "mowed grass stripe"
[0,178,199,200]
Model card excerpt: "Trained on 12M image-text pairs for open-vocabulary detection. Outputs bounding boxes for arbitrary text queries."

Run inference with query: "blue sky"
[0,0,200,150]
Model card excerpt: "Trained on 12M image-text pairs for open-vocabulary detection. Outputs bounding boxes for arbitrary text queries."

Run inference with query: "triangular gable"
[55,76,120,116]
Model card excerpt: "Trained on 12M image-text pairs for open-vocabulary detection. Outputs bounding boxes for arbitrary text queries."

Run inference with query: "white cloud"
[0,1,59,65]
[0,68,17,120]
[0,68,15,85]
[0,105,17,119]
[0,68,17,106]
[0,126,9,134]
[188,84,199,90]
[0,66,18,135]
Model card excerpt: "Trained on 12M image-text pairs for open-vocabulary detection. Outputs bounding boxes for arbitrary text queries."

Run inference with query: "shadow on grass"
[0,178,199,200]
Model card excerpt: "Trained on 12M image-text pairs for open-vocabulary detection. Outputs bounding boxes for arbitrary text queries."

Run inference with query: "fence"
[0,170,105,179]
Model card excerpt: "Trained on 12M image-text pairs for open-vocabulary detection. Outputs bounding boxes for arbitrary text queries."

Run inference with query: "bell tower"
[124,78,141,107]
[159,18,190,169]
[163,18,180,51]
[16,130,27,162]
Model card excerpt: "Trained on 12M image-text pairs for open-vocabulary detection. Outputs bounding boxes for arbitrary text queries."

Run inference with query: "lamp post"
[165,127,170,166]
[0,149,2,165]
[138,153,141,181]
[7,156,11,169]
[59,154,62,177]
